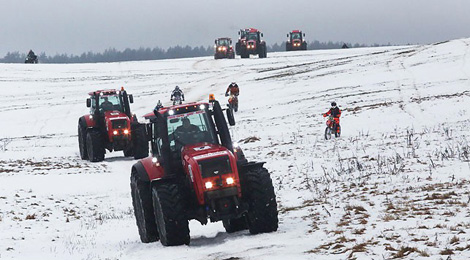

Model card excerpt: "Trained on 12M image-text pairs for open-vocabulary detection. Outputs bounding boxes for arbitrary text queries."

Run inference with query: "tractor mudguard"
[81,114,96,128]
[238,161,265,174]
[136,157,166,181]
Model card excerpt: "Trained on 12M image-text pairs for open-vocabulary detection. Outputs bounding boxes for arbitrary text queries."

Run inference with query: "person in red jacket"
[323,102,341,133]
[225,82,239,97]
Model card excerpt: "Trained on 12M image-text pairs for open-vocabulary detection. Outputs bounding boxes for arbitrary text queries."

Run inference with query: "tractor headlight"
[113,130,118,135]
[123,129,129,134]
[199,104,206,110]
[226,177,234,185]
[168,110,175,115]
[205,181,213,189]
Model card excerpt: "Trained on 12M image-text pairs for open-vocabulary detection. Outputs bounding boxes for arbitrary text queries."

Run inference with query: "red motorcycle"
[227,95,238,112]
[325,115,340,139]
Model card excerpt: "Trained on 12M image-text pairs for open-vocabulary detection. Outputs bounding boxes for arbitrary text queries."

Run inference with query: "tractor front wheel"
[78,124,88,160]
[132,124,148,159]
[86,129,105,162]
[152,182,190,246]
[242,167,278,234]
[131,169,158,243]
[223,216,248,233]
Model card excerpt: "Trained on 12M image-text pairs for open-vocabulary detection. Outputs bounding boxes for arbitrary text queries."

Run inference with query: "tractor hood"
[181,143,233,162]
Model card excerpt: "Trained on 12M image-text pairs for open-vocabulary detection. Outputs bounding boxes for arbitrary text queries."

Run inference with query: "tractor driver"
[174,118,201,143]
[101,96,114,111]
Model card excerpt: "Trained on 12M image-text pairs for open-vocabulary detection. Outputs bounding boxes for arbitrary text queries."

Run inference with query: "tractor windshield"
[167,110,217,153]
[217,39,230,46]
[99,95,123,112]
[291,32,301,40]
[246,32,258,41]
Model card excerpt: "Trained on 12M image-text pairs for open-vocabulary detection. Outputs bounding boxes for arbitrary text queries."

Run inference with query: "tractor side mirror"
[226,108,235,126]
[261,33,264,37]
[287,34,289,37]
[215,40,217,44]
[129,94,134,103]
[86,98,91,107]
[303,33,305,37]
[230,40,232,44]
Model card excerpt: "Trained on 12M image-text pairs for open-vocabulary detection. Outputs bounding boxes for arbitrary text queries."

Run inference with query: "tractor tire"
[78,124,88,160]
[86,129,105,162]
[152,182,190,246]
[241,167,278,234]
[123,145,134,157]
[132,124,148,160]
[259,44,267,58]
[302,42,307,51]
[286,42,291,52]
[131,169,158,243]
[223,216,248,233]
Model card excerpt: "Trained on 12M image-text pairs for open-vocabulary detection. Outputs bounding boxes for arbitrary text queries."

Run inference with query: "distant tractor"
[235,28,267,59]
[286,30,307,51]
[130,96,278,246]
[214,37,235,59]
[78,88,148,162]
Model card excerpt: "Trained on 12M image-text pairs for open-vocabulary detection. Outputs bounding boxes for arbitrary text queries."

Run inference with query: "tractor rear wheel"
[131,169,158,243]
[223,216,248,233]
[242,167,278,234]
[78,124,88,160]
[132,124,148,159]
[152,182,190,246]
[86,129,105,162]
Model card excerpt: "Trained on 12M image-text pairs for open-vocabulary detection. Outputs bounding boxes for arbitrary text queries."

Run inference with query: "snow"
[1,38,470,260]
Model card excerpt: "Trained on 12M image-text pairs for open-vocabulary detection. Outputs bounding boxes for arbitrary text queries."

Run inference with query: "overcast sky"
[1,0,469,56]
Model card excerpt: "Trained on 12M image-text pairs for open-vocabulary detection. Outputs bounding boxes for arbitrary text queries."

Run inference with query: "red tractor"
[235,28,267,59]
[130,96,278,246]
[214,37,235,59]
[286,30,307,51]
[78,88,148,162]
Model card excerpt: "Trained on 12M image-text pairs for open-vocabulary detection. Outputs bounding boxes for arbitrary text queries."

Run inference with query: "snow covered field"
[1,38,470,260]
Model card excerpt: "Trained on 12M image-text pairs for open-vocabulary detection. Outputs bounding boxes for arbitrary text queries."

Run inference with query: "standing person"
[323,102,341,134]
[171,86,185,105]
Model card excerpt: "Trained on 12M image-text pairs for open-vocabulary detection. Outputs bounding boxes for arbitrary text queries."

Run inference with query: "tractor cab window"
[291,33,301,40]
[167,111,217,156]
[99,95,122,112]
[246,33,258,41]
[218,39,230,46]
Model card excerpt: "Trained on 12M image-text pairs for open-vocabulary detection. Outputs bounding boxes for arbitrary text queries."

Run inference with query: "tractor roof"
[246,28,259,33]
[217,37,232,40]
[88,89,118,96]
[291,30,302,33]
[143,102,210,119]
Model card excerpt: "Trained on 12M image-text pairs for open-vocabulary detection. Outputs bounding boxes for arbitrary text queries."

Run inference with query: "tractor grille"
[198,156,232,178]
[111,119,128,129]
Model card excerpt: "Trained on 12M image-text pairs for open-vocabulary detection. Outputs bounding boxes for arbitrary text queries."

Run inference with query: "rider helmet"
[331,102,337,107]
[175,86,180,91]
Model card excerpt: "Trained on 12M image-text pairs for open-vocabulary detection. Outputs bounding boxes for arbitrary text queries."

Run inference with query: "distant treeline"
[0,41,389,64]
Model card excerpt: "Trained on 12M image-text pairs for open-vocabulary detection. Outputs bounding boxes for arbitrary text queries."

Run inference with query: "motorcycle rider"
[323,102,341,134]
[225,82,239,97]
[170,86,185,104]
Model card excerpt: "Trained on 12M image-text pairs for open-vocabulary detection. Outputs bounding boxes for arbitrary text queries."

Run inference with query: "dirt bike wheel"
[325,127,332,140]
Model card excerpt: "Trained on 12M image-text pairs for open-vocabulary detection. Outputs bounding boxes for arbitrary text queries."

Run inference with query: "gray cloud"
[1,0,469,56]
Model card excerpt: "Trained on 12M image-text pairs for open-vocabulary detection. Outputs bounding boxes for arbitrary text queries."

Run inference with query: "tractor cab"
[87,88,134,118]
[144,100,238,174]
